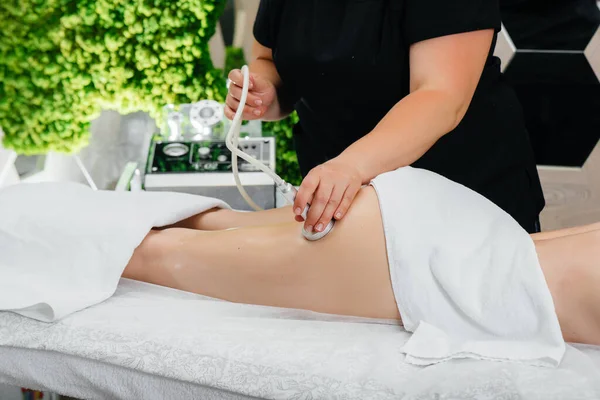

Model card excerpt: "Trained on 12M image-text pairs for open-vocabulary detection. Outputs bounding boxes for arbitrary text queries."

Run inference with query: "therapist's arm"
[340,29,495,180]
[295,29,495,232]
[225,40,294,122]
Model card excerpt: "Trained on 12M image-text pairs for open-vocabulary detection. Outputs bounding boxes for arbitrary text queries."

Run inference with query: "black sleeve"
[253,0,282,49]
[403,0,501,45]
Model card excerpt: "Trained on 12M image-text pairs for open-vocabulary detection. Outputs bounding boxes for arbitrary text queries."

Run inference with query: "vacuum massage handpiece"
[277,182,335,241]
[225,65,335,241]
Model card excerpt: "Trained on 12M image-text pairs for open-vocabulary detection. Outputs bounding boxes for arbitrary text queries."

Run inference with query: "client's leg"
[534,228,600,345]
[124,187,400,320]
[126,186,600,343]
[168,205,294,231]
[531,221,600,241]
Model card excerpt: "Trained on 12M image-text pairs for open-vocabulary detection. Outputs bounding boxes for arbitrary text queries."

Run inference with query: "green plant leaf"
[0,0,227,155]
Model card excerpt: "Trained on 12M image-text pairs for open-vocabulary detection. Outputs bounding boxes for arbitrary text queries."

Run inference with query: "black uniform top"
[254,0,545,233]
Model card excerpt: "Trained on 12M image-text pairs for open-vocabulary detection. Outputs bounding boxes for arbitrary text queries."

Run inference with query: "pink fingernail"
[306,225,313,232]
[253,109,261,116]
[255,99,263,106]
[335,212,342,219]
[315,223,324,232]
[294,207,302,215]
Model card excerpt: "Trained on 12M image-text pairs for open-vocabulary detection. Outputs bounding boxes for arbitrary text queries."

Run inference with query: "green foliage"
[223,47,246,76]
[263,114,301,186]
[223,46,302,185]
[0,0,227,155]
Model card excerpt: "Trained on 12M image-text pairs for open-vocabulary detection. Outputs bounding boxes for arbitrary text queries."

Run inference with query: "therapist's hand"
[225,69,277,120]
[293,157,364,233]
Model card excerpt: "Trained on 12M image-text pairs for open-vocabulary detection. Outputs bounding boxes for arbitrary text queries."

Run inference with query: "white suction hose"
[225,65,334,241]
[225,65,293,209]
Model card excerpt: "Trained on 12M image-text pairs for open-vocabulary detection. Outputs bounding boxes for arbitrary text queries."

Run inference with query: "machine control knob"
[217,155,227,162]
[204,162,218,171]
[198,147,211,158]
[239,163,257,172]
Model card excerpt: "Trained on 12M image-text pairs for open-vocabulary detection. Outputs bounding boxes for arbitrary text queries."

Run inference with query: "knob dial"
[204,162,218,171]
[198,147,211,158]
[190,100,224,131]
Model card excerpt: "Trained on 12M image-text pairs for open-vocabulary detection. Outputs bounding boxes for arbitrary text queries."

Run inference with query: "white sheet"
[1,280,599,400]
[0,182,228,322]
[0,346,254,400]
[370,167,565,367]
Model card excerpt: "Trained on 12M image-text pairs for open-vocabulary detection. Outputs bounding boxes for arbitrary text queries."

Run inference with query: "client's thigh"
[124,187,399,320]
[534,231,600,345]
[302,186,399,320]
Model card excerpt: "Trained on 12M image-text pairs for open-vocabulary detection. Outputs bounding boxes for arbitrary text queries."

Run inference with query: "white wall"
[209,23,226,69]
[1,110,156,190]
[0,164,20,188]
[80,110,155,190]
[209,0,260,70]
[234,0,260,60]
[1,125,86,187]
[0,383,22,400]
[0,131,19,188]
[18,152,86,185]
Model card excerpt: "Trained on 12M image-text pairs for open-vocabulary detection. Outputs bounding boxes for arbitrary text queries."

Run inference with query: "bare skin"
[123,187,600,346]
[125,188,398,320]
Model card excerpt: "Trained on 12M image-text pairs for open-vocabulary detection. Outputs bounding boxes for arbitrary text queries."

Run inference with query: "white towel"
[0,182,228,322]
[370,167,566,367]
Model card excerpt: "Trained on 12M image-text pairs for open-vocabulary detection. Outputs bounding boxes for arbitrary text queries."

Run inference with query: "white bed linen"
[0,181,228,322]
[0,171,569,367]
[1,279,599,400]
[370,167,565,366]
[0,347,255,400]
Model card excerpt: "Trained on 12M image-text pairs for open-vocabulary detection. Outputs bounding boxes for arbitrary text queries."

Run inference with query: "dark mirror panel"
[512,84,600,166]
[220,0,235,47]
[500,0,600,167]
[504,53,598,85]
[501,0,600,50]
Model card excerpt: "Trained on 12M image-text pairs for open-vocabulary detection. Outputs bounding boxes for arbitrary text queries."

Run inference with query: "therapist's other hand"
[293,157,363,233]
[225,69,276,120]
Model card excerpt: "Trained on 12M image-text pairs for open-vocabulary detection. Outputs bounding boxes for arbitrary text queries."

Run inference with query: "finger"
[226,94,264,119]
[228,69,255,90]
[229,85,265,108]
[315,184,346,232]
[334,183,361,220]
[294,173,320,218]
[304,183,333,232]
[228,69,242,86]
[224,105,235,120]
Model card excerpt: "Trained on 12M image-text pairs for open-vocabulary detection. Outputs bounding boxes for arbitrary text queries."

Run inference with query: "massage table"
[1,279,600,400]
[2,174,600,399]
